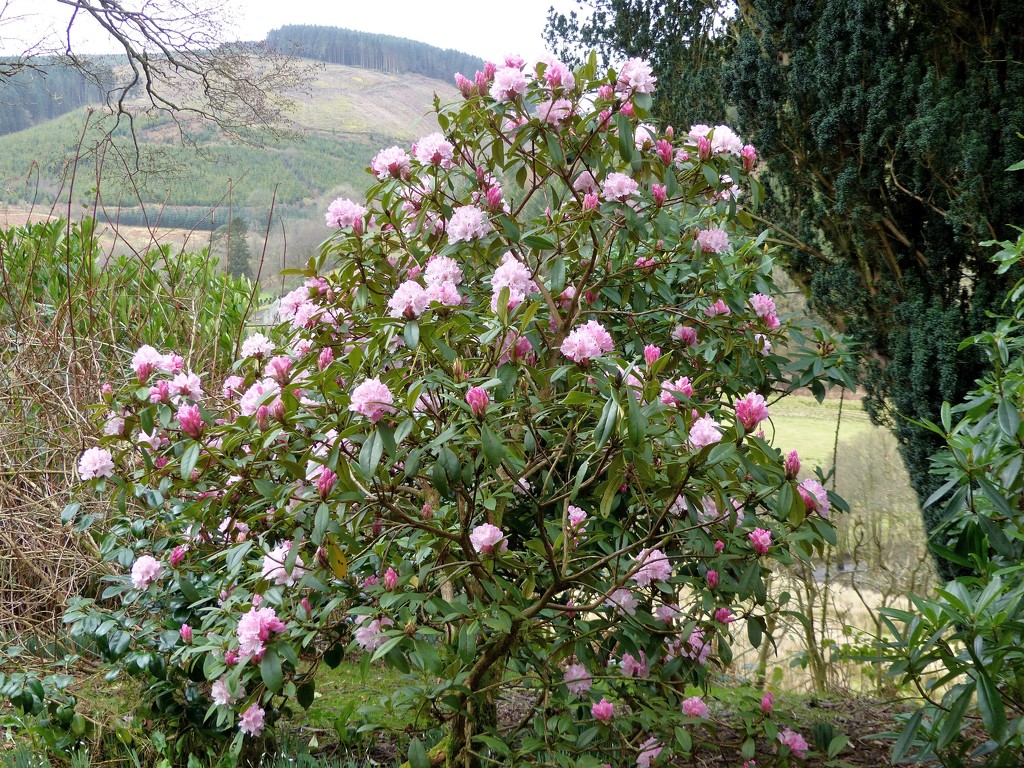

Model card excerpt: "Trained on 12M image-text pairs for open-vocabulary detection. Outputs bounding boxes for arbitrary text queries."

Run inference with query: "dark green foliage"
[217,217,253,281]
[728,0,1024,577]
[545,1,734,127]
[550,1,1024,578]
[267,25,484,81]
[0,60,108,136]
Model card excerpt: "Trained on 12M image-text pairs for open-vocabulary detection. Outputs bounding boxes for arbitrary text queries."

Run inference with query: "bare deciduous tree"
[2,0,312,144]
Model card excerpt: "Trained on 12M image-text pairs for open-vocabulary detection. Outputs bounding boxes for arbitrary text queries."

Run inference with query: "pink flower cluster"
[696,227,730,254]
[689,416,722,449]
[616,57,657,96]
[261,541,306,587]
[131,344,182,383]
[735,391,769,431]
[470,523,507,554]
[349,377,395,424]
[632,548,672,586]
[490,252,539,312]
[660,376,694,406]
[325,197,367,234]
[354,616,394,651]
[79,447,115,480]
[602,172,639,202]
[236,605,287,659]
[681,696,710,719]
[447,205,491,243]
[560,320,614,364]
[371,145,411,179]
[798,478,830,517]
[688,123,744,156]
[130,555,162,589]
[413,133,455,168]
[563,662,592,695]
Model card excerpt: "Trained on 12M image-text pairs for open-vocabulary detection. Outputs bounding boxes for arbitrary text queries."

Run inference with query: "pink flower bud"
[644,344,661,367]
[318,347,334,371]
[651,183,666,206]
[665,125,675,141]
[384,567,398,591]
[714,607,734,624]
[620,101,635,117]
[251,594,262,607]
[176,404,205,440]
[255,405,270,431]
[597,85,613,100]
[583,192,599,211]
[761,690,774,715]
[455,72,475,97]
[598,109,612,129]
[742,144,757,173]
[317,468,337,500]
[656,139,673,165]
[224,648,239,666]
[715,540,725,553]
[591,698,614,722]
[697,136,712,162]
[301,597,312,615]
[155,456,169,470]
[271,397,286,423]
[149,381,170,404]
[749,527,772,556]
[170,545,187,568]
[465,386,489,419]
[486,186,503,211]
[372,516,383,538]
[706,569,719,589]
[421,503,433,520]
[100,382,113,402]
[179,624,193,643]
[475,70,488,94]
[785,450,800,480]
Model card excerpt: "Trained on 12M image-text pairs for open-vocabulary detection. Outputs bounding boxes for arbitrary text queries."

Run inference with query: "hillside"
[0,63,459,229]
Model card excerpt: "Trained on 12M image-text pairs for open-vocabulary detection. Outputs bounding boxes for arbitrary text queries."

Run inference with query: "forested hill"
[266,25,485,81]
[0,62,107,136]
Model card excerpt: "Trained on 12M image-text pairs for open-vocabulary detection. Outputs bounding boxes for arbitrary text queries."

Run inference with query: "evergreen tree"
[548,0,1024,578]
[217,217,253,282]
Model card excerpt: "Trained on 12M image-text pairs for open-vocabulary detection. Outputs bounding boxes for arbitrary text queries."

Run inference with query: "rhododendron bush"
[67,53,850,767]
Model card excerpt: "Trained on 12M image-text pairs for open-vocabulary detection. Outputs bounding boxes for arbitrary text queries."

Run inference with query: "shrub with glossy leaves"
[879,228,1024,767]
[67,52,851,767]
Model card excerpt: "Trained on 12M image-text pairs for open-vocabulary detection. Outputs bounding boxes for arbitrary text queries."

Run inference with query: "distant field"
[769,394,874,472]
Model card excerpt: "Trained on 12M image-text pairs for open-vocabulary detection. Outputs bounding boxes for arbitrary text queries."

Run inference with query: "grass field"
[768,394,874,473]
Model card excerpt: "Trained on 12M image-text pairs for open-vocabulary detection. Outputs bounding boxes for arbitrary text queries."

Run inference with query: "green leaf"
[403,321,420,350]
[615,113,634,163]
[626,386,645,447]
[296,681,315,710]
[177,575,202,605]
[481,425,505,468]
[997,397,1020,438]
[260,648,283,693]
[594,397,618,449]
[827,734,850,758]
[408,738,429,768]
[180,442,199,480]
[323,642,345,669]
[359,430,384,480]
[937,683,974,750]
[522,234,555,250]
[977,669,1007,741]
[891,709,923,764]
[545,133,564,166]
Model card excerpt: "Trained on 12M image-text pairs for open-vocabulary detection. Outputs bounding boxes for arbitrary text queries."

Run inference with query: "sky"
[0,0,579,63]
